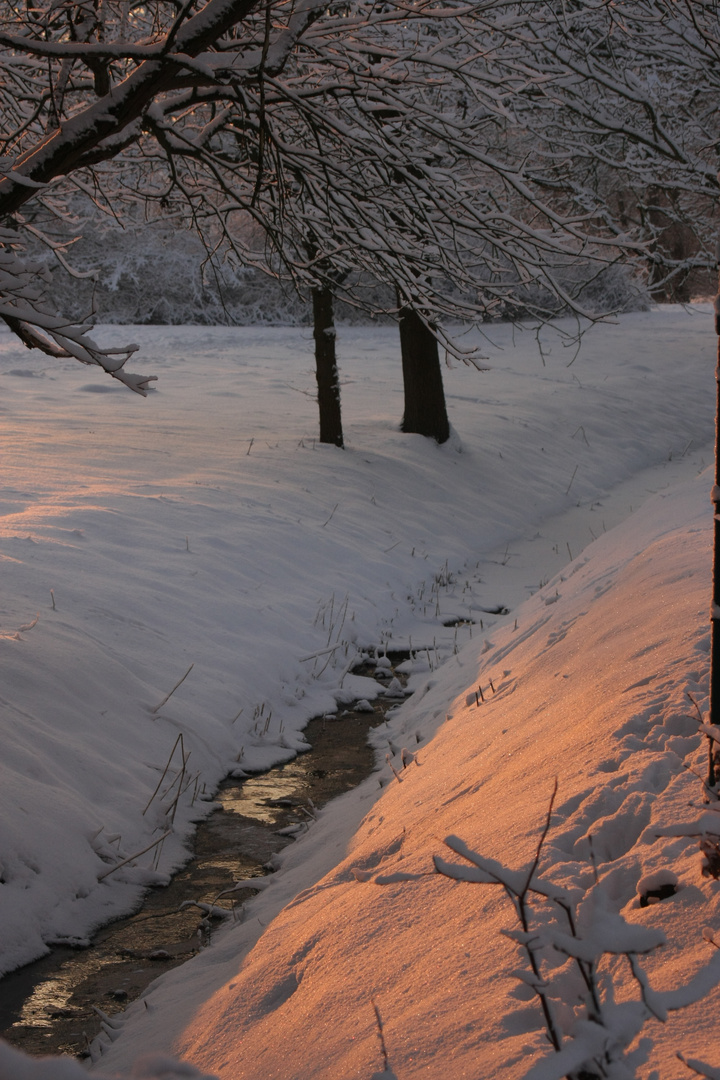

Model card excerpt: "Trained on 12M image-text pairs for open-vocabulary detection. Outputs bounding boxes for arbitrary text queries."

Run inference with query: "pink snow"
[0,306,718,1077]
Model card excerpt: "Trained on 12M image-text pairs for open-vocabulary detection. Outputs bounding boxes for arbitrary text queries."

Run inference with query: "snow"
[0,304,719,1077]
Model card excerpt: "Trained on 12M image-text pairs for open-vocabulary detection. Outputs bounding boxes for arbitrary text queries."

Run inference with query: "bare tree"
[312,282,343,448]
[397,300,450,443]
[1,0,717,411]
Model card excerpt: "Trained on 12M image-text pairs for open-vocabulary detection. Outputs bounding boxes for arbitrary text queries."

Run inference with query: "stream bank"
[0,657,410,1060]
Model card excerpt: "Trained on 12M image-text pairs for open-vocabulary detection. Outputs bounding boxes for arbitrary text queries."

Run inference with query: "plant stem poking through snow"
[151,664,194,714]
[97,830,172,882]
[322,503,339,528]
[370,999,397,1079]
[142,733,187,816]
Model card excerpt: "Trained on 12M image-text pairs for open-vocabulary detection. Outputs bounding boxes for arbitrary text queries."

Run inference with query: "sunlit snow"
[0,306,718,1078]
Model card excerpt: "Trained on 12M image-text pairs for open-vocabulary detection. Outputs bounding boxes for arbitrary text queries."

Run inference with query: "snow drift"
[0,306,717,1077]
[96,463,720,1079]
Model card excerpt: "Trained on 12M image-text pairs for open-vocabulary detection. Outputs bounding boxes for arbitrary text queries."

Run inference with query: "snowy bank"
[97,464,720,1080]
[0,305,717,1077]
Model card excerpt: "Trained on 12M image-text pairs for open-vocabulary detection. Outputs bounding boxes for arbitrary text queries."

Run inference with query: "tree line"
[0,0,717,435]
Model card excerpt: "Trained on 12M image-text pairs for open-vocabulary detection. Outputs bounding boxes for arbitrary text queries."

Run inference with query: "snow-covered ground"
[0,305,718,1078]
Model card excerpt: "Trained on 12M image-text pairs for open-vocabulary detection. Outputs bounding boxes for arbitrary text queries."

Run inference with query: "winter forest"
[1,1,720,1078]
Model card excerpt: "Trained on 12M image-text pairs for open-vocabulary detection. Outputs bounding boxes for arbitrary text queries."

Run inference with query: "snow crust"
[0,306,718,1077]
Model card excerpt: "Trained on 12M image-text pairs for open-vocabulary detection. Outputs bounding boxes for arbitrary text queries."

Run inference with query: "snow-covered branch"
[436,817,720,1080]
[1,0,718,377]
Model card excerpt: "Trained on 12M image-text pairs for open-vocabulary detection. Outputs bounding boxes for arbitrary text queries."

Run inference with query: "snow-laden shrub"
[37,220,649,329]
[364,783,720,1080]
[431,792,720,1080]
[44,222,307,326]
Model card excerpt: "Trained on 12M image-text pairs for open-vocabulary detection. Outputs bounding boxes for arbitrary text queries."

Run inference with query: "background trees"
[0,0,717,417]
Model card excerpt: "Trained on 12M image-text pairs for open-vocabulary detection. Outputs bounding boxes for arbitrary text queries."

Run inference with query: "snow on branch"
[432,788,720,1080]
[0,0,717,352]
[0,228,155,393]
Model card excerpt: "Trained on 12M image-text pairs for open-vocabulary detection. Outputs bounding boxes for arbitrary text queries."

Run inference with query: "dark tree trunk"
[709,250,720,786]
[398,305,450,443]
[312,285,343,447]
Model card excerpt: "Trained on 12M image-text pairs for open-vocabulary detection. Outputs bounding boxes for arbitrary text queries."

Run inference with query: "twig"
[299,643,343,662]
[522,778,558,896]
[588,833,599,884]
[565,464,579,495]
[372,1000,390,1074]
[385,753,404,783]
[688,692,705,723]
[322,502,339,527]
[515,778,563,1052]
[142,733,185,815]
[166,756,190,825]
[97,830,172,881]
[682,762,720,801]
[151,664,194,714]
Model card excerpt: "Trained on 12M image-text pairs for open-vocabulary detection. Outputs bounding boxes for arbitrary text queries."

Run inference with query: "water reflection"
[0,671,404,1059]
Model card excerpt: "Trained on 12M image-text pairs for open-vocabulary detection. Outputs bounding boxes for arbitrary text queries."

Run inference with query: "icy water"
[0,662,408,1060]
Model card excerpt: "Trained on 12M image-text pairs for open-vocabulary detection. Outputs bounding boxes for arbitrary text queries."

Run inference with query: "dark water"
[0,668,408,1059]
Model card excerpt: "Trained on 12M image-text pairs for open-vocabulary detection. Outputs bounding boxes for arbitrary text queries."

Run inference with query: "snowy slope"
[0,304,717,1078]
[97,464,720,1080]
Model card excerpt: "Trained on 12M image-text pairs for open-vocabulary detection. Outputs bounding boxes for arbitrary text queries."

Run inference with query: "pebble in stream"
[0,660,410,1060]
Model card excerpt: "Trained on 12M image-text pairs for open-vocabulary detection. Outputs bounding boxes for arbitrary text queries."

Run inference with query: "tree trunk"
[709,245,720,786]
[312,285,343,447]
[398,305,450,443]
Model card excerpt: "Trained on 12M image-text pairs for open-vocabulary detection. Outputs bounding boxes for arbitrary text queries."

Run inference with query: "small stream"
[0,658,409,1060]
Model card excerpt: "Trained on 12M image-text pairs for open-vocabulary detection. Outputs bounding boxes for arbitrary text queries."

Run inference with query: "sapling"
[433,784,720,1080]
